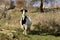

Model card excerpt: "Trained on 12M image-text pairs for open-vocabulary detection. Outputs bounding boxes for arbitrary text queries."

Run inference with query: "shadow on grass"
[46,32,60,37]
[29,30,41,35]
[29,22,60,37]
[29,30,60,37]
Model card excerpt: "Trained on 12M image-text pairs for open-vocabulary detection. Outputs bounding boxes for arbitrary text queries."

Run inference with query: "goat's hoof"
[23,32,27,35]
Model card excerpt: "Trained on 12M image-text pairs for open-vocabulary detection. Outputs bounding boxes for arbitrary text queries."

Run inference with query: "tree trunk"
[40,0,44,12]
[8,0,15,10]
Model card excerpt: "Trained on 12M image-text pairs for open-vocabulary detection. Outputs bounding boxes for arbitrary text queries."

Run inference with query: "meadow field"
[0,8,60,40]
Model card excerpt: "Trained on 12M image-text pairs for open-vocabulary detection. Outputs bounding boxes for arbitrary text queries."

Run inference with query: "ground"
[0,8,60,40]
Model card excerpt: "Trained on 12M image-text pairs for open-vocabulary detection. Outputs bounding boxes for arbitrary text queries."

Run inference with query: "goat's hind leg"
[27,24,31,34]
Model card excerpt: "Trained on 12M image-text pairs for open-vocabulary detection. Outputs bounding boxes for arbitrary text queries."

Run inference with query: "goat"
[20,8,32,35]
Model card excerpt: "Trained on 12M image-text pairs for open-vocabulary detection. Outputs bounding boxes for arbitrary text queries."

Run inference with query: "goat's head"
[20,8,27,14]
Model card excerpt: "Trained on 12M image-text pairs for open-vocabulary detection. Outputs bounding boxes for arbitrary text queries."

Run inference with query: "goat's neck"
[22,10,26,20]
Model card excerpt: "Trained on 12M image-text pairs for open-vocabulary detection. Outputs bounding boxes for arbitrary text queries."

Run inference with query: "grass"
[0,8,60,40]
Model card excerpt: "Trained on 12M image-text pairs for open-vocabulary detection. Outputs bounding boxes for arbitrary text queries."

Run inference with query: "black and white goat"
[20,8,32,35]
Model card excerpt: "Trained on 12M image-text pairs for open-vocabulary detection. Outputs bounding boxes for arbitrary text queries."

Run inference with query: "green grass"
[0,31,60,40]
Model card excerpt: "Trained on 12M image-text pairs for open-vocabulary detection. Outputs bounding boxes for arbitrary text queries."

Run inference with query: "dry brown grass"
[31,11,60,33]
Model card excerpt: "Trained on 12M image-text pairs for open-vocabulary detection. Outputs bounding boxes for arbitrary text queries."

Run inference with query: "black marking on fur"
[22,16,27,25]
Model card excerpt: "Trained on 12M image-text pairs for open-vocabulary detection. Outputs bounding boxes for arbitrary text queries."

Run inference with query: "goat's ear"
[20,10,23,12]
[25,10,27,12]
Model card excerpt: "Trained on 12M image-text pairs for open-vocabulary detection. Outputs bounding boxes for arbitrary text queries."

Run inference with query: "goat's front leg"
[23,24,27,35]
